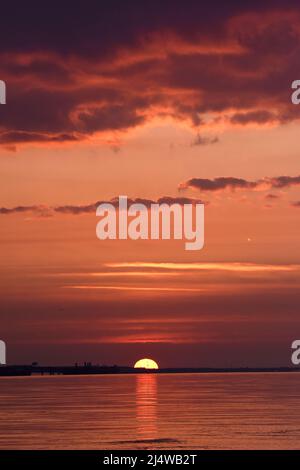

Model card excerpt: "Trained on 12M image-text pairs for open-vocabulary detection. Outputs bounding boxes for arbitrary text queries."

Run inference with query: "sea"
[0,372,299,449]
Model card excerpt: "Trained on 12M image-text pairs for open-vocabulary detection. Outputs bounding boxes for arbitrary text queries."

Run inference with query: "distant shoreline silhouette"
[0,364,299,377]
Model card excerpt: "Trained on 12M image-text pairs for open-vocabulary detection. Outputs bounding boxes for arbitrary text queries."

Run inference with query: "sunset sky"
[0,1,300,367]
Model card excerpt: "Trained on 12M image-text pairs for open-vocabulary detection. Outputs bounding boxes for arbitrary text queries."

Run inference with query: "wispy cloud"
[190,133,219,146]
[106,262,299,273]
[63,285,207,293]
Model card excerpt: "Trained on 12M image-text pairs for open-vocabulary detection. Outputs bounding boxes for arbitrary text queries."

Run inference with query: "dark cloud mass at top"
[0,0,300,146]
[0,1,286,56]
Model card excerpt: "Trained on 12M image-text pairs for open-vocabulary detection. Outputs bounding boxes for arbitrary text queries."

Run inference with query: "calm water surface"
[0,372,299,449]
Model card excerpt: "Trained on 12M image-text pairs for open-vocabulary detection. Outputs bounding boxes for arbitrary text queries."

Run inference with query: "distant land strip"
[0,365,299,377]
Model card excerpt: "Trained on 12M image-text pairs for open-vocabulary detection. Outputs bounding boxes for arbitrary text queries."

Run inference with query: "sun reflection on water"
[135,374,158,441]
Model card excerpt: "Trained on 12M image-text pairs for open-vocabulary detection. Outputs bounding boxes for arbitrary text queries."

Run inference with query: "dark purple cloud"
[180,175,300,192]
[269,176,300,189]
[0,1,300,146]
[180,177,257,192]
[230,110,277,125]
[0,196,205,217]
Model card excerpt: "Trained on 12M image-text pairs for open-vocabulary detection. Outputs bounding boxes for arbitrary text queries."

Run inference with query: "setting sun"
[134,358,159,370]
